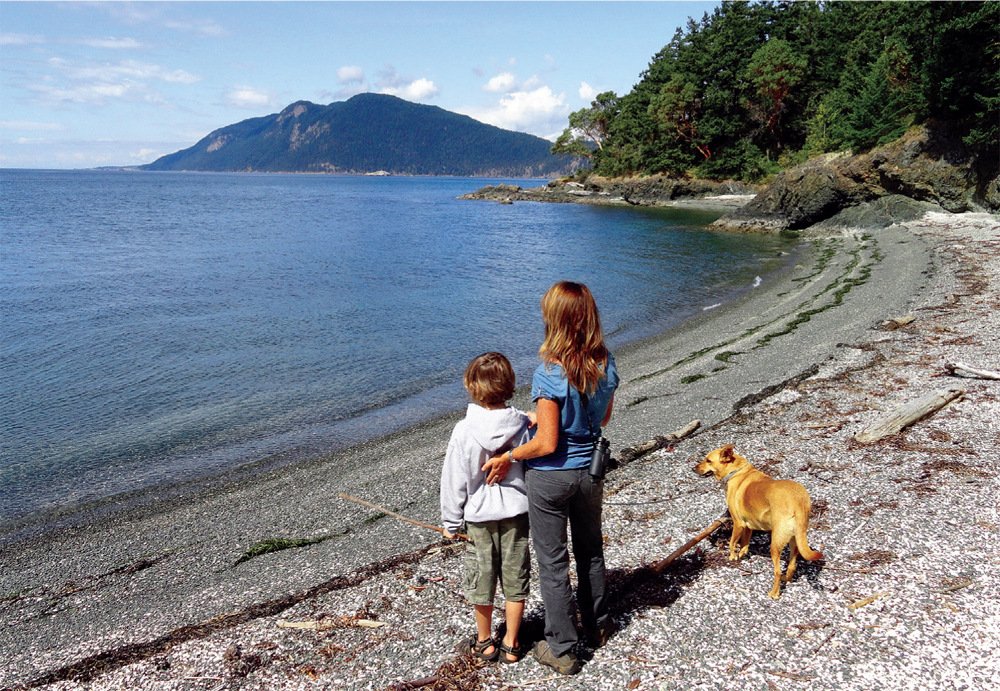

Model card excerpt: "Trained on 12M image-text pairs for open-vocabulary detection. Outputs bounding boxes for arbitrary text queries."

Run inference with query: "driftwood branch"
[277,617,384,630]
[882,315,916,330]
[616,419,701,465]
[848,591,890,610]
[389,675,439,690]
[338,493,468,541]
[852,386,965,444]
[652,512,729,572]
[944,362,1000,380]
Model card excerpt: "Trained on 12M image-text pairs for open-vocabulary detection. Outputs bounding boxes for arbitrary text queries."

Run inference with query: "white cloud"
[579,82,599,101]
[104,4,227,38]
[483,72,517,93]
[461,86,569,139]
[0,32,45,46]
[375,66,439,101]
[0,121,63,132]
[31,81,142,106]
[381,78,438,101]
[130,147,159,162]
[223,85,277,110]
[79,37,144,50]
[51,59,201,85]
[27,58,201,107]
[337,66,365,84]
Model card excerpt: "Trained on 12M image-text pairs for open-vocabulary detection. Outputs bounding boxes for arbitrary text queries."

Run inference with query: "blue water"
[0,170,793,525]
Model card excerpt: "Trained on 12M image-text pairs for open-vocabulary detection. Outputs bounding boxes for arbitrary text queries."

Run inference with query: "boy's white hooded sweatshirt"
[440,404,531,535]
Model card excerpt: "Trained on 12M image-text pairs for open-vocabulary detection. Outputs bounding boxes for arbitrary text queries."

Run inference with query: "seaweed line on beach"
[15,546,446,689]
[634,233,881,388]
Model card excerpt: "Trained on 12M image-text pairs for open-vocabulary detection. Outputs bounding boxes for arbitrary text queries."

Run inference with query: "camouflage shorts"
[463,513,530,606]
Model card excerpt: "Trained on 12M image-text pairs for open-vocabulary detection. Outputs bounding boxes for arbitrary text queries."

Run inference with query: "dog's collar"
[721,469,740,485]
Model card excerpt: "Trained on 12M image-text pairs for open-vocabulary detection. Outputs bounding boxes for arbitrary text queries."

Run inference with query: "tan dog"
[695,444,823,599]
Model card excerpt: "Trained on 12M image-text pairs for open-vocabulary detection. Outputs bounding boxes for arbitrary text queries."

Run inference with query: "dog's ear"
[720,444,736,463]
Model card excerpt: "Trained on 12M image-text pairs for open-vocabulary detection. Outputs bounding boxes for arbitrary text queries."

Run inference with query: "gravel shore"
[2,211,998,691]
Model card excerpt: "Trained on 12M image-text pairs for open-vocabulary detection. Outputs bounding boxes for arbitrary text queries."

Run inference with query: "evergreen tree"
[573,0,994,180]
[744,38,808,149]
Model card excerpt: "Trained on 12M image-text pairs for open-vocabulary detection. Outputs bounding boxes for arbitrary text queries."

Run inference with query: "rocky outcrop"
[458,176,759,207]
[713,125,999,234]
[582,175,758,205]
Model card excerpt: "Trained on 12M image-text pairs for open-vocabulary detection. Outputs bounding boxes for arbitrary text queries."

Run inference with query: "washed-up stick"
[389,676,438,690]
[652,512,730,572]
[616,419,701,465]
[338,493,469,541]
[944,361,1000,380]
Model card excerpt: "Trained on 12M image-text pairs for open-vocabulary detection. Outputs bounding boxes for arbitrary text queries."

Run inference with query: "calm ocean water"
[0,170,793,525]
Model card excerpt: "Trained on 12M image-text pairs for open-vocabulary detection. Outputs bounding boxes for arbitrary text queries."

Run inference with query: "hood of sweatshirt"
[463,404,527,452]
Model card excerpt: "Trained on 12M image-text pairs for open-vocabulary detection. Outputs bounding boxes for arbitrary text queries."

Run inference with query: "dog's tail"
[796,519,824,561]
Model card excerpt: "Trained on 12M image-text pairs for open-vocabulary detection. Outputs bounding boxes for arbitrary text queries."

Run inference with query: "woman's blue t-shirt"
[529,352,619,470]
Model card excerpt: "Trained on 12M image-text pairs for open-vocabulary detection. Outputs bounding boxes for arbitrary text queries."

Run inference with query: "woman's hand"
[525,411,537,427]
[442,528,456,540]
[483,453,511,486]
[482,399,560,485]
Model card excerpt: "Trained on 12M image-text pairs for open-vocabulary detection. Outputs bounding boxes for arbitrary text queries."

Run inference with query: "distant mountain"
[141,93,576,177]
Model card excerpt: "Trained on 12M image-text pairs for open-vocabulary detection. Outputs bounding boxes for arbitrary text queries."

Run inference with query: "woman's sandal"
[498,640,526,664]
[461,635,500,662]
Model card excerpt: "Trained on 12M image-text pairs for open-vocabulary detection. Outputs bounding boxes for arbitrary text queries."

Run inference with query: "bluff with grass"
[141,93,576,178]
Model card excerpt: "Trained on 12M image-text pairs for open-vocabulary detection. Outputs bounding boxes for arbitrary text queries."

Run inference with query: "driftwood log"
[651,512,730,573]
[853,386,965,444]
[615,419,701,466]
[944,361,1000,380]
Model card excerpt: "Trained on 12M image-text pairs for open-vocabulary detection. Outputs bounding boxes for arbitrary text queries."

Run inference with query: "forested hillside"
[553,0,997,181]
[142,93,574,177]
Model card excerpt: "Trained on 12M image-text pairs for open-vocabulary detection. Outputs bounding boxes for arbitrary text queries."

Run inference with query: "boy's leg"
[475,604,496,654]
[464,521,502,654]
[501,600,525,660]
[497,513,530,660]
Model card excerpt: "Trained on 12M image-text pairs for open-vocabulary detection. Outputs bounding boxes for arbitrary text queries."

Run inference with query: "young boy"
[441,352,534,663]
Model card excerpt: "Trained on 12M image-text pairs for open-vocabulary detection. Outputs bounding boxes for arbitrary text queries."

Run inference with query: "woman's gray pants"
[526,467,609,657]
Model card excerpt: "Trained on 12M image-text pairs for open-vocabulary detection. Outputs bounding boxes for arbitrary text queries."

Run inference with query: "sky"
[0,1,720,169]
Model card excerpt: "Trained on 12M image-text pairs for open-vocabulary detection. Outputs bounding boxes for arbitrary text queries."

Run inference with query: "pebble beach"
[2,210,998,691]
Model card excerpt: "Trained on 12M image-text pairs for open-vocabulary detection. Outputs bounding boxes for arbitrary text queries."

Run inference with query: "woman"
[484,280,619,675]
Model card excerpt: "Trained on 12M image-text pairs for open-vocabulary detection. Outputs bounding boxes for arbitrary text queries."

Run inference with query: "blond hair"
[539,281,608,395]
[464,352,516,407]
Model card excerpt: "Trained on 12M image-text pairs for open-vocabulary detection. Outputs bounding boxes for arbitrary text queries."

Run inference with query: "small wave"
[703,303,722,311]
[753,276,762,288]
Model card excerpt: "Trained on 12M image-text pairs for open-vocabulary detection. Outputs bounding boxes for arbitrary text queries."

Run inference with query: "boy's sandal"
[498,640,526,664]
[460,634,500,662]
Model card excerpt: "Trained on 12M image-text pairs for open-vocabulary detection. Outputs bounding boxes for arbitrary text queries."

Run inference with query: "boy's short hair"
[464,352,515,407]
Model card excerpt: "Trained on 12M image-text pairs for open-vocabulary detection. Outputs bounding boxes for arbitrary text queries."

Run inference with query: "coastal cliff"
[710,125,999,234]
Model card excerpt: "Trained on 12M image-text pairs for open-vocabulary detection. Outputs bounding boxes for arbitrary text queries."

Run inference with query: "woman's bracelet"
[509,449,517,463]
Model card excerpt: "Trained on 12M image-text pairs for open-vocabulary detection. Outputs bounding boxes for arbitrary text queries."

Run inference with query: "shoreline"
[2,211,998,689]
[0,197,783,539]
